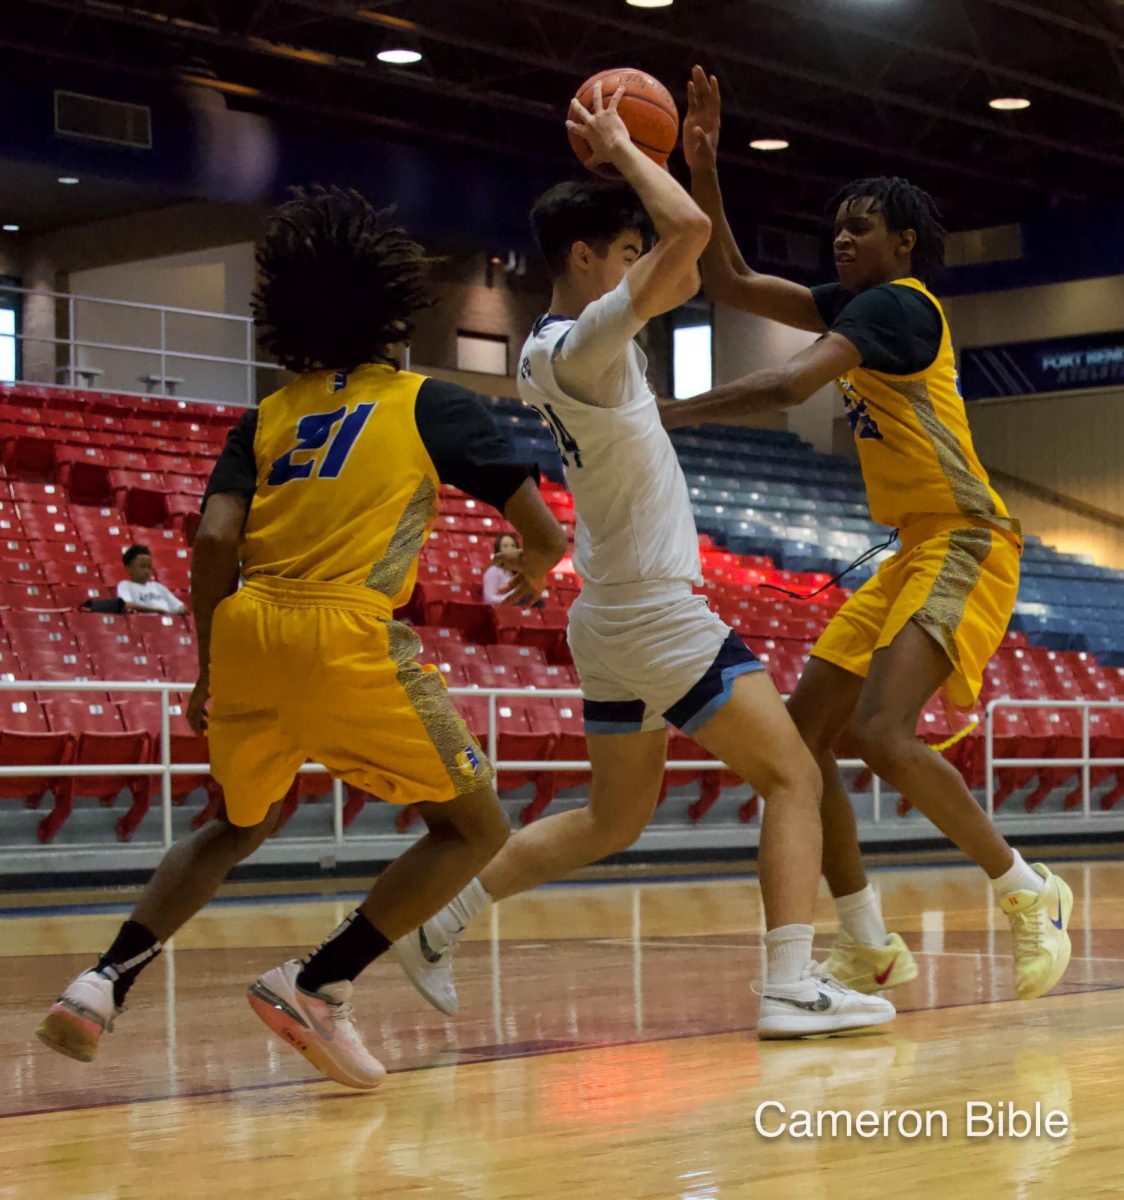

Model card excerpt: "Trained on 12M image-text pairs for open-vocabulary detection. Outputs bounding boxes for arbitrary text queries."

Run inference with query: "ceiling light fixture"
[626,0,674,7]
[989,97,1031,111]
[58,176,80,185]
[749,138,790,151]
[2,224,19,233]
[377,47,423,64]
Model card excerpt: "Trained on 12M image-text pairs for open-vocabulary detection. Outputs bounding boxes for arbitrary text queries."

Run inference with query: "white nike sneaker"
[36,969,121,1062]
[756,964,896,1039]
[395,924,459,1016]
[820,931,919,994]
[247,959,386,1090]
[1001,864,1074,1000]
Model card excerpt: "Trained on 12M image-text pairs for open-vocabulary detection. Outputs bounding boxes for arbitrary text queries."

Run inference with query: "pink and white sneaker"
[247,959,386,1091]
[37,969,121,1062]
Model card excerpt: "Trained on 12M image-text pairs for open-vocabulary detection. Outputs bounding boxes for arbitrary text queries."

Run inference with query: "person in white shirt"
[481,533,521,605]
[396,82,893,1039]
[117,544,187,615]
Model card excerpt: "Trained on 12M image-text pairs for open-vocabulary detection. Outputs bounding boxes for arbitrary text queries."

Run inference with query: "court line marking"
[4,982,1119,1124]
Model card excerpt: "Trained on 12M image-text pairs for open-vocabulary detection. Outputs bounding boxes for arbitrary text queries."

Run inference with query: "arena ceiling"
[6,0,1124,231]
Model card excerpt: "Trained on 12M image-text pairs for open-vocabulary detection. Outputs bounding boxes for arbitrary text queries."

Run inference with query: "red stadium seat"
[486,644,546,669]
[0,699,74,819]
[108,470,170,526]
[41,698,153,842]
[0,581,57,609]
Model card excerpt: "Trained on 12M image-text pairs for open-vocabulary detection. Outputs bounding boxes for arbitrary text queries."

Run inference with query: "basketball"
[568,67,679,178]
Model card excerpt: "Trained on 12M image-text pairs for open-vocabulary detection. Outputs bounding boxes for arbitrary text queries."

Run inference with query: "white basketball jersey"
[516,287,701,588]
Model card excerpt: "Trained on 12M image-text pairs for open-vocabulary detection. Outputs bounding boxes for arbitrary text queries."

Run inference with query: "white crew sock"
[990,849,1044,900]
[834,884,889,947]
[764,924,815,987]
[424,877,493,953]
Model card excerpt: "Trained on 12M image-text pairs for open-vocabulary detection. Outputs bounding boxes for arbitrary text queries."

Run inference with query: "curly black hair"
[253,186,438,374]
[829,176,946,284]
[530,180,655,278]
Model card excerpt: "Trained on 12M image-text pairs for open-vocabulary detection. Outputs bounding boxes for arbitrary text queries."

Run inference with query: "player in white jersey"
[397,82,894,1037]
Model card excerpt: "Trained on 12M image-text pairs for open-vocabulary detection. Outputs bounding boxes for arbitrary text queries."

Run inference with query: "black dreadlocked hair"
[253,186,438,374]
[531,180,655,278]
[829,176,946,285]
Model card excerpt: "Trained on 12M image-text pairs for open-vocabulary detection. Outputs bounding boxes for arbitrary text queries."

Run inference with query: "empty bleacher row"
[1,381,1123,846]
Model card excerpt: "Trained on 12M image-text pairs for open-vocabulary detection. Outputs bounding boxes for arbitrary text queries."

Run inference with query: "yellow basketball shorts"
[811,517,1021,711]
[207,577,494,827]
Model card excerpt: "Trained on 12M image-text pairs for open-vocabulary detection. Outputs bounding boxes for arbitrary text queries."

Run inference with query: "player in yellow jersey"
[37,187,567,1087]
[664,67,1072,1004]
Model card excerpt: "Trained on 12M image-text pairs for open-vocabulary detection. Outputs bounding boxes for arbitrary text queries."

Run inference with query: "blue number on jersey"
[541,402,583,468]
[267,402,377,485]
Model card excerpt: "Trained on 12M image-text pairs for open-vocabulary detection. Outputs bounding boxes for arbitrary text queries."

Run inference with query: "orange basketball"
[567,68,680,179]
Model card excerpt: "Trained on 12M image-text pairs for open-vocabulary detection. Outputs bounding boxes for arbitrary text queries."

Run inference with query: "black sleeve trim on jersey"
[818,283,943,376]
[415,377,538,512]
[811,282,853,329]
[201,408,258,510]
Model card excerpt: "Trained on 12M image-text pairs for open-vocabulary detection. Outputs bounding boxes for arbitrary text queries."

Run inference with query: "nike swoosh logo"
[418,926,444,965]
[1051,886,1064,930]
[766,992,833,1013]
[874,957,897,986]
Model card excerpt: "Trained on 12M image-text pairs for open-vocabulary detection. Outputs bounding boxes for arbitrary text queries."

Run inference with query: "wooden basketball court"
[2,861,1122,1199]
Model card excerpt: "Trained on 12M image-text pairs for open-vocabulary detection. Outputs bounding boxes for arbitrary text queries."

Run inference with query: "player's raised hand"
[684,65,721,172]
[567,81,632,169]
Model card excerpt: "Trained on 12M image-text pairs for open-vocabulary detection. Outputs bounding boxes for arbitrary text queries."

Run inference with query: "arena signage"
[960,331,1124,400]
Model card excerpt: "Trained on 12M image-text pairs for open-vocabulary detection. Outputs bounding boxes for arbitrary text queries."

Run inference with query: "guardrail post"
[985,701,996,818]
[1082,705,1091,818]
[487,693,498,765]
[68,294,76,384]
[332,778,344,846]
[159,310,167,395]
[160,688,173,848]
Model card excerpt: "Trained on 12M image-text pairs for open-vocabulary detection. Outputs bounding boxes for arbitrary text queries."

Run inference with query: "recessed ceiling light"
[58,176,80,185]
[2,224,19,233]
[376,48,423,65]
[627,0,674,7]
[749,138,790,151]
[989,97,1031,111]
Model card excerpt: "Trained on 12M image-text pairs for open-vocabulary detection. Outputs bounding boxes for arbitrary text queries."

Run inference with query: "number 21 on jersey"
[268,403,377,485]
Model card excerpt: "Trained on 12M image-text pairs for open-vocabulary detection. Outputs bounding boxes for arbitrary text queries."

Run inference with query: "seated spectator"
[117,544,188,615]
[483,533,545,608]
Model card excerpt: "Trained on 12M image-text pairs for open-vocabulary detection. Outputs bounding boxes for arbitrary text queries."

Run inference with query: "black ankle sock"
[96,919,162,1007]
[297,910,390,994]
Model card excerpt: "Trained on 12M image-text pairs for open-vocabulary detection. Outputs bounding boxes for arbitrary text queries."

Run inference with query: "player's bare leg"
[480,728,668,900]
[396,728,667,1013]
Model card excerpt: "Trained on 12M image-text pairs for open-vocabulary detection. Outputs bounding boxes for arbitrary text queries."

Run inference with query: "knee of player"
[215,812,274,859]
[756,746,823,807]
[849,710,910,769]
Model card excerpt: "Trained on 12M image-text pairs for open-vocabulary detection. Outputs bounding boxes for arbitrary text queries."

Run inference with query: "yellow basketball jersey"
[240,364,438,608]
[834,278,1016,535]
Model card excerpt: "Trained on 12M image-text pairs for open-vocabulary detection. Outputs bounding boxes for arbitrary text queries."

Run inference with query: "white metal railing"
[8,682,1124,856]
[0,678,887,853]
[984,696,1124,817]
[0,282,286,408]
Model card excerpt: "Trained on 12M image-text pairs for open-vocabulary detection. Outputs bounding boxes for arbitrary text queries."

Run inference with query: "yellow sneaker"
[1001,864,1073,1000]
[819,931,918,995]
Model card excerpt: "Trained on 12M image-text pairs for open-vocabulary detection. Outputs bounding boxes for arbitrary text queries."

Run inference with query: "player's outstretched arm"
[568,81,711,320]
[500,479,569,606]
[685,66,824,334]
[660,332,859,429]
[188,492,249,732]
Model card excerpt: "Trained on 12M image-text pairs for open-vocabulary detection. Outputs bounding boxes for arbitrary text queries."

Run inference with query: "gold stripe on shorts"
[387,620,494,795]
[914,527,993,668]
